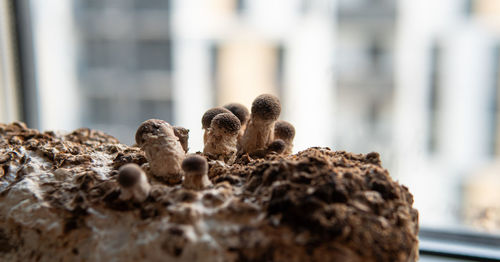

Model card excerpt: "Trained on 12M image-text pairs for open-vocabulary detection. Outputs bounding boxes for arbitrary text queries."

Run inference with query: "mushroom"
[201,107,232,144]
[203,112,241,161]
[223,103,249,144]
[267,139,286,154]
[239,94,281,155]
[173,126,189,153]
[182,155,211,190]
[135,119,185,184]
[248,139,286,158]
[274,120,295,155]
[117,163,151,202]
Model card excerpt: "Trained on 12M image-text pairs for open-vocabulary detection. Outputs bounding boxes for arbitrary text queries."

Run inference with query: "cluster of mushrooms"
[117,94,295,203]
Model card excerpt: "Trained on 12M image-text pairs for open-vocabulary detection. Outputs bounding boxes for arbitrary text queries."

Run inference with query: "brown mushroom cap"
[202,107,232,129]
[267,139,286,154]
[211,113,241,135]
[251,94,281,121]
[274,120,295,140]
[135,119,169,146]
[118,164,143,188]
[182,155,208,174]
[223,103,249,125]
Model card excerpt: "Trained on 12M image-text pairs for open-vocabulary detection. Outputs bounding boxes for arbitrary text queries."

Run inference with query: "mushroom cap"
[267,139,286,154]
[182,155,208,174]
[211,113,241,135]
[201,107,232,129]
[251,94,281,121]
[135,119,172,146]
[118,164,143,188]
[223,103,249,125]
[274,120,295,140]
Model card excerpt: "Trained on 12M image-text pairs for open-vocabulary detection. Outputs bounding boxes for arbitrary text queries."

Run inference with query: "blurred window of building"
[235,0,246,15]
[87,96,112,124]
[464,0,474,18]
[367,38,383,73]
[139,99,174,123]
[85,38,114,68]
[428,42,442,154]
[209,43,219,106]
[136,39,172,71]
[276,45,285,98]
[134,0,170,10]
[489,43,500,156]
[81,0,105,10]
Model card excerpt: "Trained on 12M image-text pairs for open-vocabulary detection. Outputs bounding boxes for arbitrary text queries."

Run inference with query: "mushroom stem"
[274,120,295,155]
[145,136,184,183]
[182,155,211,190]
[203,113,241,162]
[183,171,212,190]
[204,129,238,160]
[136,119,185,184]
[240,118,275,154]
[118,164,151,202]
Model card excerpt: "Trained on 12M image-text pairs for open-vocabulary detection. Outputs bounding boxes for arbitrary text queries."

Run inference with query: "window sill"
[419,228,500,261]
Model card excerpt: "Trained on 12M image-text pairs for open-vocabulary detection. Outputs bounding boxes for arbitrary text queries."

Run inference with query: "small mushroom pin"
[182,155,212,190]
[201,107,232,144]
[118,163,151,202]
[203,112,241,161]
[274,120,295,155]
[223,103,249,144]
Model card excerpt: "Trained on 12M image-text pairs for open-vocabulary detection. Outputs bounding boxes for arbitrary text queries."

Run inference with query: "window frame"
[419,228,500,261]
[0,0,22,123]
[10,0,39,128]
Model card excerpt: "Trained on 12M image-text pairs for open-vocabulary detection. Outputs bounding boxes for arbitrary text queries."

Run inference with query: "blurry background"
[1,0,500,238]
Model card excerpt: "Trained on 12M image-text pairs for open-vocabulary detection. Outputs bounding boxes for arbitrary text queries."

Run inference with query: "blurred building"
[172,0,336,152]
[395,0,500,228]
[66,0,337,151]
[72,0,174,144]
[335,0,396,160]
[26,0,500,230]
[461,0,500,232]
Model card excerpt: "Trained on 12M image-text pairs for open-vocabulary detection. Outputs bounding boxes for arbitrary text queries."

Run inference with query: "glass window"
[87,96,112,124]
[139,99,173,123]
[427,42,442,153]
[136,39,172,71]
[134,0,170,10]
[79,0,105,10]
[8,0,500,252]
[84,38,114,68]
